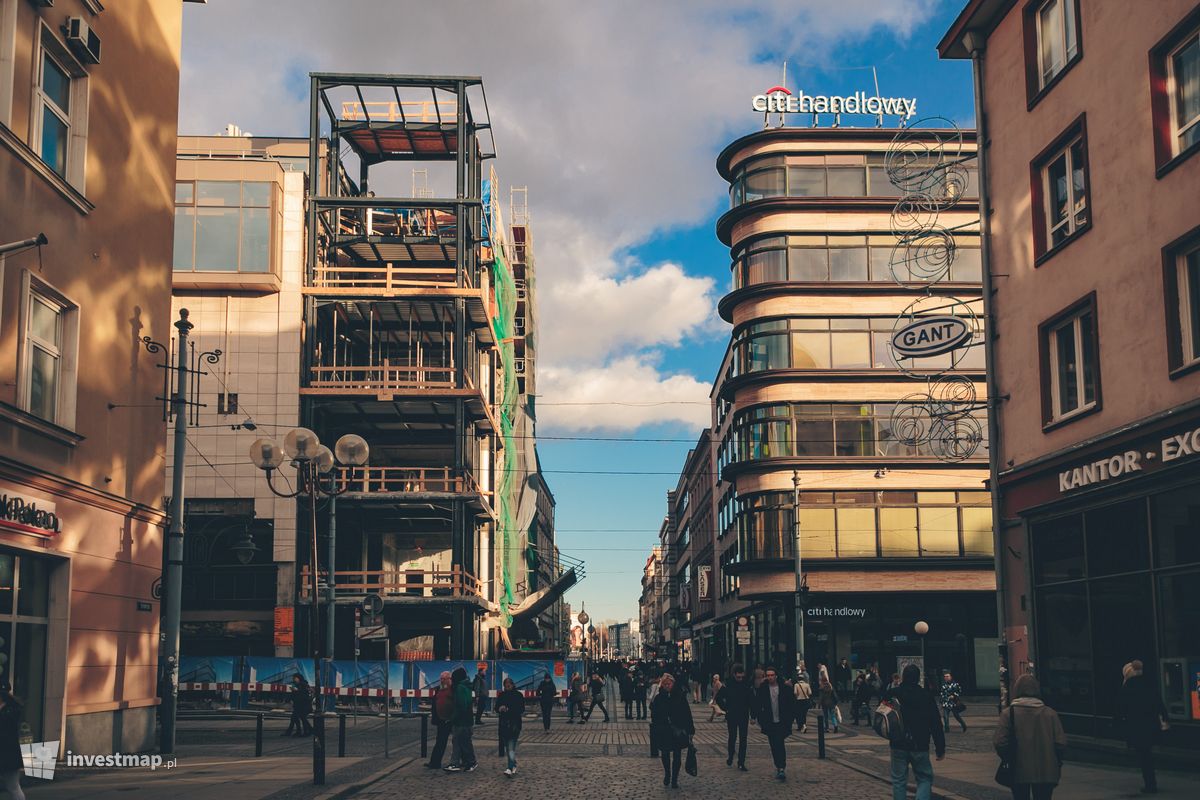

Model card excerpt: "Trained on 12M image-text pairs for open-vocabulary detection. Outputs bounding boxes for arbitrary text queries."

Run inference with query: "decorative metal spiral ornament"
[929,414,984,462]
[889,394,937,448]
[889,227,957,286]
[929,375,978,420]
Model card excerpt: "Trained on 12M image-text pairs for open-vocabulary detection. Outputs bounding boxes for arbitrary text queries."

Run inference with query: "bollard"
[817,712,826,759]
[255,713,263,758]
[313,713,325,785]
[420,713,428,758]
[338,714,346,758]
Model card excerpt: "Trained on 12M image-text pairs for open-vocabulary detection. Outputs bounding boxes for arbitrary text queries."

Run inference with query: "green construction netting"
[492,251,519,627]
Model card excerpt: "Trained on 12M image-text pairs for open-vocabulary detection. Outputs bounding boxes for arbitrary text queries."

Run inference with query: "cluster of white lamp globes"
[248,428,370,476]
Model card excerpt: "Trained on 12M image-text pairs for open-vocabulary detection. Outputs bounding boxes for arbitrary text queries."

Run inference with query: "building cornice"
[0,454,166,526]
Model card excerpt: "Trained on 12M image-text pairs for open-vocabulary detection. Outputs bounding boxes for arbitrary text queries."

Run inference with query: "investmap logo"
[21,740,59,780]
[18,741,176,780]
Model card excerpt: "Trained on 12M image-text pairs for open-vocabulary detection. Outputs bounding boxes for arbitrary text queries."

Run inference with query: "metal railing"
[310,263,465,290]
[332,466,489,496]
[341,101,457,123]
[299,566,482,600]
[306,362,455,394]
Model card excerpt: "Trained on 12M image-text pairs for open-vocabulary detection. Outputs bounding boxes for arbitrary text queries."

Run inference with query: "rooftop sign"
[752,86,918,120]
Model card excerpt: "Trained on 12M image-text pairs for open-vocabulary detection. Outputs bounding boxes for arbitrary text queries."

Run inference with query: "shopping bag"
[685,744,698,777]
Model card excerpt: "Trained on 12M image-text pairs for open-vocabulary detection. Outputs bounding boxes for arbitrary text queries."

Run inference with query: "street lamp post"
[792,470,805,676]
[248,429,369,786]
[915,620,929,683]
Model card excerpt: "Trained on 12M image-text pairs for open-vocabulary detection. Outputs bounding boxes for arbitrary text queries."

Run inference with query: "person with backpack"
[714,664,752,770]
[940,670,967,733]
[496,677,525,776]
[567,674,585,723]
[537,673,558,732]
[793,672,813,733]
[993,674,1067,800]
[882,664,945,800]
[755,666,796,781]
[444,667,478,773]
[425,671,455,769]
[818,675,841,733]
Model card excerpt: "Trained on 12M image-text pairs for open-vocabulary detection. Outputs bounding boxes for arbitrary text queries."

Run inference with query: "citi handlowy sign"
[752,86,918,119]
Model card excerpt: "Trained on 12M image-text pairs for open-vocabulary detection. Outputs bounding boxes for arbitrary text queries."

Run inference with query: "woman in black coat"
[649,673,694,789]
[1118,661,1167,794]
[285,674,313,737]
[496,677,526,776]
[0,683,25,800]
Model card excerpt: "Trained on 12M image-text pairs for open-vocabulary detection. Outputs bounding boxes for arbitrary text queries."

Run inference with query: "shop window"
[1031,117,1090,258]
[1151,484,1200,567]
[1163,227,1200,375]
[1035,583,1092,714]
[1157,570,1200,659]
[1085,499,1150,577]
[19,274,79,430]
[1089,573,1155,719]
[1032,514,1084,584]
[174,181,273,273]
[1039,293,1100,426]
[1023,0,1081,104]
[1150,6,1200,171]
[32,28,89,190]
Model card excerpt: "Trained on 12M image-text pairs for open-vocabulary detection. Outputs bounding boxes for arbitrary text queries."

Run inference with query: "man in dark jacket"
[445,667,478,772]
[835,658,852,694]
[634,672,649,720]
[883,664,945,800]
[537,673,558,731]
[284,674,312,737]
[619,671,635,719]
[425,671,454,768]
[715,663,753,770]
[1119,660,1167,794]
[754,666,795,781]
[582,673,609,722]
[472,664,489,725]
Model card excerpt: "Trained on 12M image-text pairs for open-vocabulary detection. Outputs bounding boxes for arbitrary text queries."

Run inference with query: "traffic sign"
[356,624,388,641]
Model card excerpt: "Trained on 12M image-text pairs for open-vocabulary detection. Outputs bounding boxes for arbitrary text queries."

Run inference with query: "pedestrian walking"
[836,658,852,694]
[794,672,814,733]
[993,675,1067,800]
[634,672,649,720]
[755,666,796,781]
[650,673,694,788]
[852,673,874,725]
[796,659,811,688]
[284,674,312,737]
[707,674,725,722]
[714,664,751,771]
[1118,660,1168,794]
[818,675,841,732]
[582,672,610,722]
[444,667,478,773]
[620,670,635,719]
[0,683,26,800]
[567,674,585,723]
[883,664,945,800]
[537,673,558,732]
[472,664,489,725]
[940,670,967,733]
[497,677,525,776]
[425,671,454,769]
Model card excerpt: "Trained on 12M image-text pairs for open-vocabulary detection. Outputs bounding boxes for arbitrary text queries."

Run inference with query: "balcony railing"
[341,100,457,123]
[333,466,488,496]
[311,263,464,291]
[306,361,455,395]
[299,566,481,600]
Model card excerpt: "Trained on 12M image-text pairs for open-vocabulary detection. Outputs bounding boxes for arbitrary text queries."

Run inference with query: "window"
[1162,225,1200,375]
[1151,7,1200,172]
[0,0,17,127]
[174,181,273,273]
[18,274,79,429]
[1031,116,1090,258]
[31,29,88,190]
[1035,0,1079,89]
[1040,294,1099,425]
[217,393,239,415]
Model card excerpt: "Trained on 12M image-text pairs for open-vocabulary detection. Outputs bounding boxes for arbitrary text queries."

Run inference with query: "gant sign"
[891,316,972,358]
[752,86,918,120]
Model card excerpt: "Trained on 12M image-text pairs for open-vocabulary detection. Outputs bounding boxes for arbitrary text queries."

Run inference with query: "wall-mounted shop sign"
[697,565,711,600]
[1057,421,1200,493]
[752,86,918,119]
[0,491,60,537]
[891,316,972,359]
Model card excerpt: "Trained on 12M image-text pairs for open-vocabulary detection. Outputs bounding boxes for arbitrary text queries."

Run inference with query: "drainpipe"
[964,30,1010,706]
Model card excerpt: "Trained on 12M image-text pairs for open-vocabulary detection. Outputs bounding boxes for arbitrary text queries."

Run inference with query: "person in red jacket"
[424,671,454,769]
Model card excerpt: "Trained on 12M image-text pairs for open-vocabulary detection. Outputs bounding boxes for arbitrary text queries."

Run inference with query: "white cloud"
[179,0,937,422]
[537,357,711,431]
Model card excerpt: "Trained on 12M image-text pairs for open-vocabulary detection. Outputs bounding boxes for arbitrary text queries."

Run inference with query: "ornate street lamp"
[248,429,368,786]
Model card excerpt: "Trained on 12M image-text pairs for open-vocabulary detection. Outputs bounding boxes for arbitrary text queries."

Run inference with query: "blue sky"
[179,0,977,626]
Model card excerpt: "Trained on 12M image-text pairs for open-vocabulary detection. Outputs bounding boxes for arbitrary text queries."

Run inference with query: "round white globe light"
[914,621,930,636]
[314,445,335,475]
[283,427,321,461]
[334,433,369,466]
[248,438,285,471]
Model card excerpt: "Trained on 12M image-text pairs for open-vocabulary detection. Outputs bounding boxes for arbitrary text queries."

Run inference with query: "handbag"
[995,706,1016,787]
[954,699,967,713]
[684,744,698,777]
